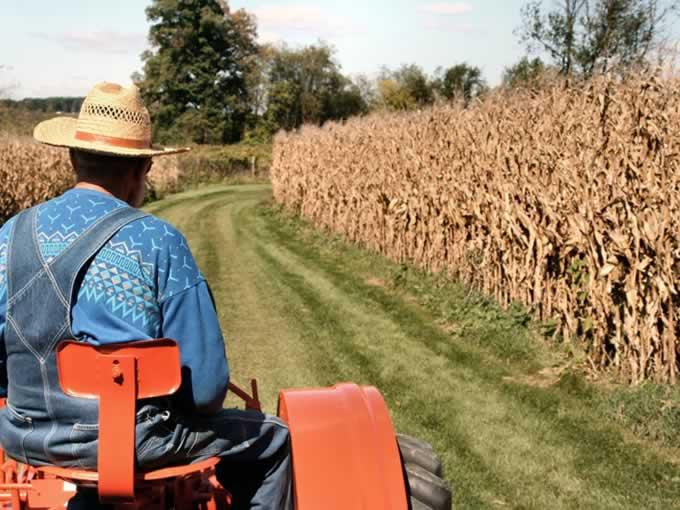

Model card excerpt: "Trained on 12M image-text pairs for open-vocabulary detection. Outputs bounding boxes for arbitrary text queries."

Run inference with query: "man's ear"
[134,159,152,180]
[69,149,80,178]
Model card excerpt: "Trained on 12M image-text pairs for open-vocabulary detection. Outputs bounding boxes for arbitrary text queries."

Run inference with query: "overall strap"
[6,207,45,300]
[48,206,149,307]
[8,206,149,313]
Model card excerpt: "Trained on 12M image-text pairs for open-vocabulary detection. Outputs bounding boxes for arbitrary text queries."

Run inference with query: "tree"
[433,63,487,103]
[376,78,417,111]
[376,64,435,111]
[502,57,550,87]
[243,43,277,120]
[518,0,680,77]
[351,74,378,109]
[247,42,367,137]
[578,0,679,74]
[321,78,366,123]
[135,0,259,144]
[390,64,435,107]
[519,0,586,76]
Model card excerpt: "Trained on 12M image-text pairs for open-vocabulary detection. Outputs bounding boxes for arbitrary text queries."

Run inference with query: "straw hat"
[34,82,189,157]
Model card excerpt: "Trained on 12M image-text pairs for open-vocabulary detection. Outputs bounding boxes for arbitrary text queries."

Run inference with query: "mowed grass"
[145,184,680,509]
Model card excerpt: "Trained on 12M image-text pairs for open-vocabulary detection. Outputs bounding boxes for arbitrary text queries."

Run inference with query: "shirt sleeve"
[161,281,229,414]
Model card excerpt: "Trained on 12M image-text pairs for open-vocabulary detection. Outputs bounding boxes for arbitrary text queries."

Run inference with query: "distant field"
[0,123,271,223]
[0,136,72,224]
[147,185,680,510]
[0,106,53,138]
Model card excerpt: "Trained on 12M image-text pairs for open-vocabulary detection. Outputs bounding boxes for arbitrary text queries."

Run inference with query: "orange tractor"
[0,339,451,509]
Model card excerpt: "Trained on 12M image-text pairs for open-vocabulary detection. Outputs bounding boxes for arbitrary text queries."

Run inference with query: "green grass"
[145,143,272,200]
[176,143,272,183]
[146,184,680,509]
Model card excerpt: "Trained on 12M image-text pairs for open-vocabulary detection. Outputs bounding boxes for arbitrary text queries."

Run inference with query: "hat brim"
[34,117,190,157]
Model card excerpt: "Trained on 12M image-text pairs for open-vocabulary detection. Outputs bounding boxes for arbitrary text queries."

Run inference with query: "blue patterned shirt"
[0,189,229,413]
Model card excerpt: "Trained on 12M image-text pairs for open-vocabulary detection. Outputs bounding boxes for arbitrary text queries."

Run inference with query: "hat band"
[75,131,150,150]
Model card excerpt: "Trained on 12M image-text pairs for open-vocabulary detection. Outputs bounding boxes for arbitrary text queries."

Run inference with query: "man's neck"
[73,182,128,204]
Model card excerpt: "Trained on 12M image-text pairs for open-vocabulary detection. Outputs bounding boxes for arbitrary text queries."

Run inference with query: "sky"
[0,1,676,99]
[0,0,530,98]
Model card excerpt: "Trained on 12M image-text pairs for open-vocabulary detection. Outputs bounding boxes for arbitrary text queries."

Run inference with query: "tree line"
[1,97,84,114]
[137,0,677,145]
[133,0,505,144]
[3,0,676,145]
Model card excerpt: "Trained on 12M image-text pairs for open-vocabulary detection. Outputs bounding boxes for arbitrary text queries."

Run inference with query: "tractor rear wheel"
[398,434,452,510]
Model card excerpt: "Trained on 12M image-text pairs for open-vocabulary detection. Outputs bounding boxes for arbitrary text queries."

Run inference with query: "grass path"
[146,185,680,509]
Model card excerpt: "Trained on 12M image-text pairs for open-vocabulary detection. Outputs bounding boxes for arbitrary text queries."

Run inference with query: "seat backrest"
[56,339,181,503]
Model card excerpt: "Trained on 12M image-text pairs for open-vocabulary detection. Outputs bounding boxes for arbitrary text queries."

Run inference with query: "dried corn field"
[0,136,182,223]
[271,74,680,384]
[0,136,73,224]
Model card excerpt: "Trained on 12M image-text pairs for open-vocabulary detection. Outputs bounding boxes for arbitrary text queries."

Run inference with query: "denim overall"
[0,203,292,509]
[0,201,293,510]
[0,205,148,467]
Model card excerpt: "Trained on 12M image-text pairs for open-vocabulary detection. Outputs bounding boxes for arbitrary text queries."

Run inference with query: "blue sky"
[0,1,676,99]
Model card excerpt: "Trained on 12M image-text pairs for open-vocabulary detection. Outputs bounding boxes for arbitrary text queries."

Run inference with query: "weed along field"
[144,184,679,509]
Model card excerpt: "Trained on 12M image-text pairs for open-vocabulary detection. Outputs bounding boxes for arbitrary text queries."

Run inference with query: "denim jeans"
[69,401,292,510]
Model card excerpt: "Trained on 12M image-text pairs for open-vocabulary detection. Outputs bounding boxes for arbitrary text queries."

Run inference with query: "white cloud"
[31,31,147,55]
[424,19,482,33]
[419,2,473,16]
[252,4,362,40]
[419,2,476,33]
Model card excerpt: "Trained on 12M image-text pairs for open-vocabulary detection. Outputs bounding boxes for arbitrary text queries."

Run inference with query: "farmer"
[0,83,292,509]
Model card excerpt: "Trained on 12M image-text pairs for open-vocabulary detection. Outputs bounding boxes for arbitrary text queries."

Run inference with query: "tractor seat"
[40,456,220,485]
[45,338,223,504]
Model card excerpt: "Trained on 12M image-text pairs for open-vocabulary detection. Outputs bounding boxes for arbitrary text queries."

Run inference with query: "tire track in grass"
[216,200,568,508]
[210,195,319,410]
[247,234,614,509]
[250,243,496,509]
[245,199,679,510]
[243,210,589,509]
[144,187,236,217]
[154,185,319,411]
[149,186,680,510]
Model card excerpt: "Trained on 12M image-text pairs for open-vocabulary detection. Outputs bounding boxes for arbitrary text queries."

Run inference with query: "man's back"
[0,188,228,467]
[0,81,292,508]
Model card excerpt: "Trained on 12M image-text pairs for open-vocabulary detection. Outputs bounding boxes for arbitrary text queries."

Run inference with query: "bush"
[147,143,272,197]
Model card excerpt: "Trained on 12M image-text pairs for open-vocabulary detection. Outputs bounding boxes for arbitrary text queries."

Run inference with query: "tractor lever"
[227,379,262,412]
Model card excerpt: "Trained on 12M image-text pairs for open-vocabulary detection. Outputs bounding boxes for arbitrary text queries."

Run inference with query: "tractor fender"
[278,383,408,510]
